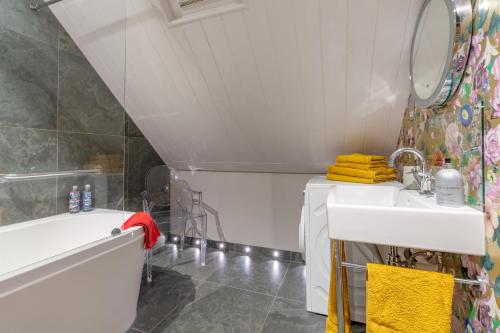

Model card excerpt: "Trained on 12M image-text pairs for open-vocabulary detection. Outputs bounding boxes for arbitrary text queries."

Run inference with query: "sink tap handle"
[417,171,435,180]
[418,172,434,194]
[411,169,434,194]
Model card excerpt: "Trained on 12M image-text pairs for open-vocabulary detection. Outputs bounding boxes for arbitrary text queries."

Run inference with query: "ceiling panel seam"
[360,0,381,153]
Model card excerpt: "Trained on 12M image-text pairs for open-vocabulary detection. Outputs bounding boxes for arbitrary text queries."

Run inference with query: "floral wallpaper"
[398,0,500,331]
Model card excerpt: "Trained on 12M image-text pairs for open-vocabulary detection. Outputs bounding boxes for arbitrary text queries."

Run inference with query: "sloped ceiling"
[51,0,423,173]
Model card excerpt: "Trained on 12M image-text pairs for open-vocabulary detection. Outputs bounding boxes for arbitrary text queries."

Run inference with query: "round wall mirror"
[410,0,472,108]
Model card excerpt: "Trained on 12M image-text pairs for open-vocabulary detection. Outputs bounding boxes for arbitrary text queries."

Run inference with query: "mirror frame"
[410,0,472,108]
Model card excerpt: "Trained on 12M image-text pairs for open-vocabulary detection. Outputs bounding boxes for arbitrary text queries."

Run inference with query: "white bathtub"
[0,209,145,333]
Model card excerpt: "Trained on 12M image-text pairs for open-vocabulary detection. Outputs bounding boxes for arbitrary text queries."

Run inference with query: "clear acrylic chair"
[141,166,213,284]
[170,169,208,266]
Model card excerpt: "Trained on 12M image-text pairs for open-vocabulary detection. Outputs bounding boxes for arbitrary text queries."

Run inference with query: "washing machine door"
[299,205,305,262]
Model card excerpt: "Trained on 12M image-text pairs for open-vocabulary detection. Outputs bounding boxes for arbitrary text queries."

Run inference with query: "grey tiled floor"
[127,245,366,333]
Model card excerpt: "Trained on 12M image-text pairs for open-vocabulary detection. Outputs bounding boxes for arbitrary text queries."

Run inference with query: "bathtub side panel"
[0,237,144,333]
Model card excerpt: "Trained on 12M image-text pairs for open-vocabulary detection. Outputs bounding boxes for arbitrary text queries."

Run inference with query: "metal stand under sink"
[333,241,487,333]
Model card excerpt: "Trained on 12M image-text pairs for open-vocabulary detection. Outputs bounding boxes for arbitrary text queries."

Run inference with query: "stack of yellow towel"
[326,154,397,184]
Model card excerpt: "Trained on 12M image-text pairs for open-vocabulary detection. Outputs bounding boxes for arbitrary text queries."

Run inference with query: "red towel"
[121,212,160,249]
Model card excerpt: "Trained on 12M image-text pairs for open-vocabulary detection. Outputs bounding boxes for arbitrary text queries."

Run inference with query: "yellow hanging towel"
[366,264,454,333]
[325,241,351,333]
[336,153,387,164]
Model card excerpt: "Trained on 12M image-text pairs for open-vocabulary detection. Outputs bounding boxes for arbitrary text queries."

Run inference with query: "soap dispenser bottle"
[69,185,80,213]
[82,184,93,212]
[435,158,464,207]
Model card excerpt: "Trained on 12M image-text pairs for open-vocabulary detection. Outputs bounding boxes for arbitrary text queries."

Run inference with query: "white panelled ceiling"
[51,0,423,173]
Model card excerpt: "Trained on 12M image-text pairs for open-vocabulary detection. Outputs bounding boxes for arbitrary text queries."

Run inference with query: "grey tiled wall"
[0,1,163,225]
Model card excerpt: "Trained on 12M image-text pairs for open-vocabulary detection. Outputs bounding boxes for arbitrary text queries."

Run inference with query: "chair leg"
[180,216,187,253]
[200,214,207,266]
[146,249,153,283]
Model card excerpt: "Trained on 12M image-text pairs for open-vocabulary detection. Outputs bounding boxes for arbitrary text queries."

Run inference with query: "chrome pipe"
[29,0,65,10]
[454,277,487,286]
[389,147,429,174]
[387,246,402,266]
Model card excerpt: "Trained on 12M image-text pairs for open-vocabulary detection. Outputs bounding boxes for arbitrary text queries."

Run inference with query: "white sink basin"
[327,183,485,256]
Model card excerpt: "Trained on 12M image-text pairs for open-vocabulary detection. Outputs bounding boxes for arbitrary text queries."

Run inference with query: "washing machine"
[299,176,384,323]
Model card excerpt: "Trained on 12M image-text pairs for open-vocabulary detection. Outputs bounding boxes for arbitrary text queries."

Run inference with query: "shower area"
[0,0,163,226]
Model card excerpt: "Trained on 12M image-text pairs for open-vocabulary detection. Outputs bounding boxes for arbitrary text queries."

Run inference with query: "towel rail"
[339,262,487,286]
[334,241,488,333]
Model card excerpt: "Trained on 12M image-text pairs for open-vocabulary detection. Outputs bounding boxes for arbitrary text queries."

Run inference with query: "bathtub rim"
[0,209,134,234]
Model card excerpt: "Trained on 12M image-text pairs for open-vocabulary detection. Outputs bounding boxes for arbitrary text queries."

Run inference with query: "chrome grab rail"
[29,0,65,10]
[0,169,102,183]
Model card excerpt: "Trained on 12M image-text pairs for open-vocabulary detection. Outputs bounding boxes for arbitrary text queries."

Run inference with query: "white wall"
[180,171,315,251]
[51,0,422,175]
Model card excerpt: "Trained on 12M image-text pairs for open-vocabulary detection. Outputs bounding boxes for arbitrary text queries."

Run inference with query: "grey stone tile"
[124,133,129,204]
[260,297,326,333]
[57,132,124,211]
[58,50,125,136]
[131,268,201,333]
[126,136,163,207]
[58,26,84,58]
[206,252,289,296]
[153,245,238,282]
[108,199,124,211]
[277,262,306,302]
[57,132,124,171]
[0,127,57,173]
[0,0,59,46]
[0,27,57,129]
[126,114,144,137]
[125,196,143,212]
[55,173,124,214]
[93,174,124,209]
[151,282,274,333]
[0,179,56,225]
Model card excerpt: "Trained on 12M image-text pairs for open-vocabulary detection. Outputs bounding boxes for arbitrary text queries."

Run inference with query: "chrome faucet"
[389,147,433,195]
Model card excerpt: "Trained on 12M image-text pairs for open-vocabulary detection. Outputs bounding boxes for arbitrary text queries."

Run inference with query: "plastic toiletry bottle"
[69,185,81,213]
[435,158,464,207]
[82,184,93,212]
